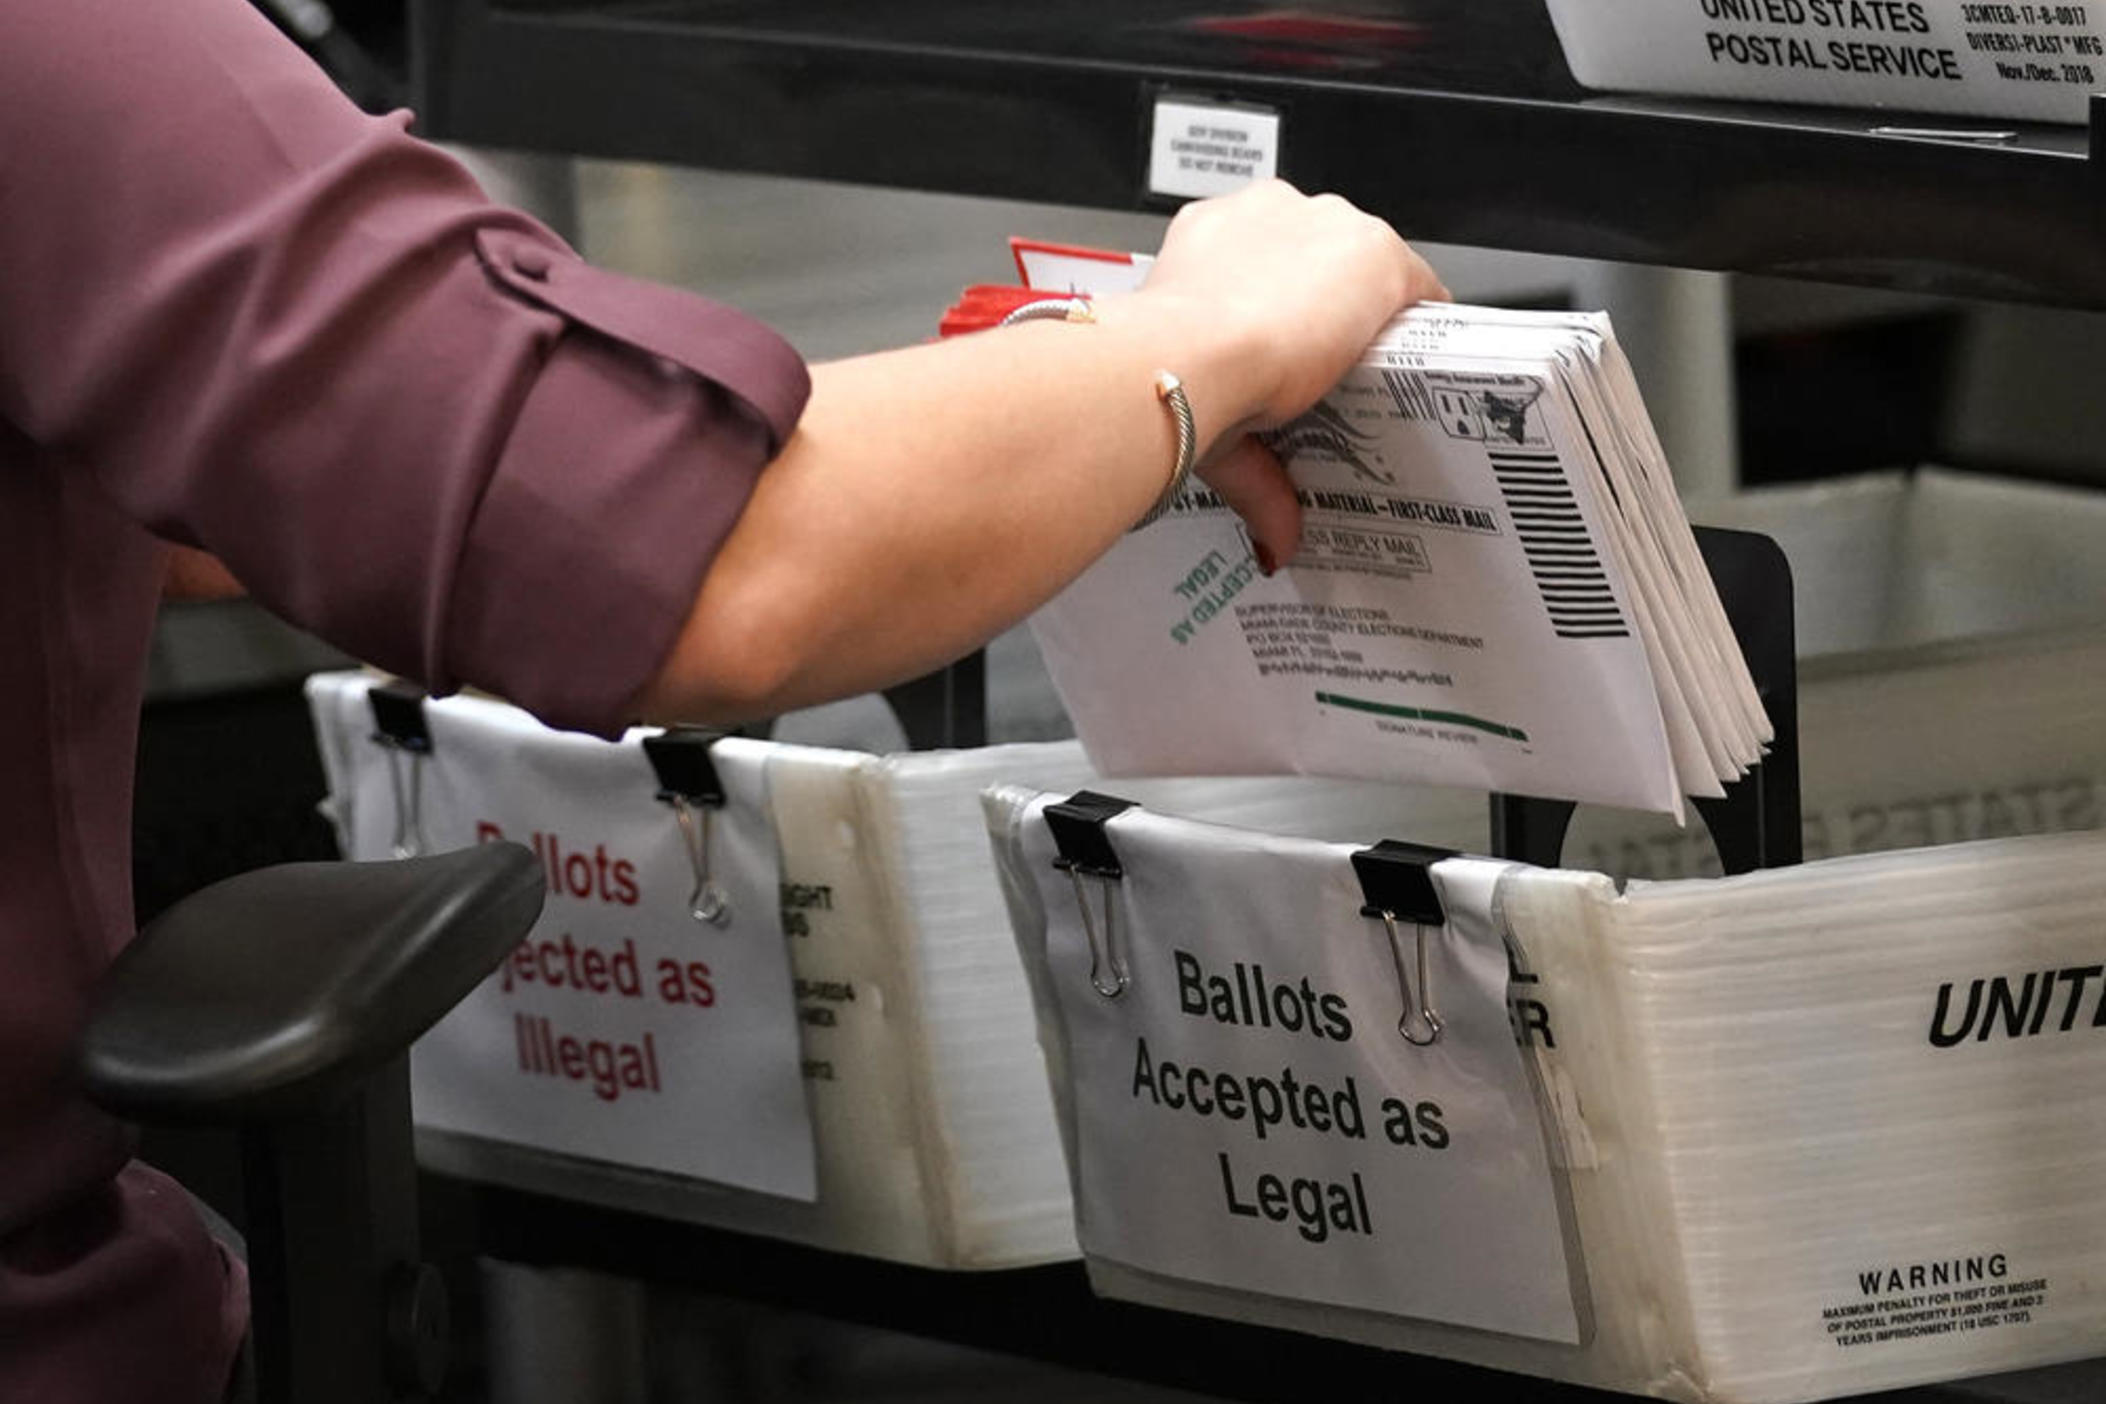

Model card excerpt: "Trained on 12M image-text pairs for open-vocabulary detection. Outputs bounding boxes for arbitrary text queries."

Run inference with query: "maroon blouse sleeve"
[0,0,810,736]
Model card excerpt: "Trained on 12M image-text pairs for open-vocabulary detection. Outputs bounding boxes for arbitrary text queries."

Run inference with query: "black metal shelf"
[414,0,2106,309]
[440,1177,2087,1404]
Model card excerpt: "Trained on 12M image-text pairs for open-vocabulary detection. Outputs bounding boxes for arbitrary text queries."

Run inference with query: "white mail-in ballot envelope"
[1032,351,1681,815]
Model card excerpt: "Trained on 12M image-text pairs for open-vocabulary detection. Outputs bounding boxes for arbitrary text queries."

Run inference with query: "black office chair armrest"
[82,843,545,1123]
[77,842,545,1403]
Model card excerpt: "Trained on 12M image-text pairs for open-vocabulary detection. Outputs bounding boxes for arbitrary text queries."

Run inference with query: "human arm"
[634,182,1445,721]
[162,547,247,604]
[130,180,1444,722]
[2,2,1436,739]
[1,0,805,736]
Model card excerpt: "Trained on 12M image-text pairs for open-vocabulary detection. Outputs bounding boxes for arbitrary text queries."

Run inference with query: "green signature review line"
[1314,691,1529,742]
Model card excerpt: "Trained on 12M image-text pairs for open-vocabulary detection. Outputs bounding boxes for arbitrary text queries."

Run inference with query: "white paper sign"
[320,686,816,1201]
[1148,98,1281,199]
[1548,0,2106,125]
[1012,240,1154,296]
[1022,800,1582,1342]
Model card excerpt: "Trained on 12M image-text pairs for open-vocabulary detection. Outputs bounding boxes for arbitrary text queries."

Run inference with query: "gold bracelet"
[998,297,1194,531]
[1133,371,1195,530]
[999,296,1097,328]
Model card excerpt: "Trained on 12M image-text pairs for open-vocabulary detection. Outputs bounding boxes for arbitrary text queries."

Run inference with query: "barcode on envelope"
[1489,451,1630,639]
[1378,369,1438,422]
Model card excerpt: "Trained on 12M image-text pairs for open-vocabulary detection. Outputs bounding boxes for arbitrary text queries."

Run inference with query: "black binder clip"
[1046,791,1137,999]
[644,727,732,926]
[366,682,432,859]
[1350,840,1456,1047]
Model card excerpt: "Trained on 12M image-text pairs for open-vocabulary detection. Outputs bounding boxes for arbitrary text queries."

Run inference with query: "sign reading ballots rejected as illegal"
[313,680,816,1202]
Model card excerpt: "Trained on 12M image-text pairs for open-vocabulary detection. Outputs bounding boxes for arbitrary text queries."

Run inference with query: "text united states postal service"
[1548,0,2106,124]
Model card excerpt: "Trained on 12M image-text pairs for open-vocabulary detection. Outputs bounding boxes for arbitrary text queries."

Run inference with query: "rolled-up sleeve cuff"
[442,236,810,737]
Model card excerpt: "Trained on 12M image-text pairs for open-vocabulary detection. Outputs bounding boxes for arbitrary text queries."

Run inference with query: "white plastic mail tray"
[305,672,1458,1268]
[1334,466,2106,879]
[990,789,2106,1402]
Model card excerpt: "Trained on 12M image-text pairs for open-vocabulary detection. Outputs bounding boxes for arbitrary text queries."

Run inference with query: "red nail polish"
[1254,543,1277,577]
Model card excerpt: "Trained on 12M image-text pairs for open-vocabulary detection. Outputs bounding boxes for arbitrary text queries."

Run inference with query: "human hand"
[1141,179,1447,430]
[1120,181,1446,568]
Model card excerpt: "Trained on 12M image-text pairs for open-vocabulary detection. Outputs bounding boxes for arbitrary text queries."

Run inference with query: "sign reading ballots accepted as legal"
[1024,799,1582,1342]
[323,684,817,1202]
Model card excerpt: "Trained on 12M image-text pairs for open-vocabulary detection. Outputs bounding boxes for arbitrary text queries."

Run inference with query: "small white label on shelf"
[1024,801,1583,1342]
[1148,97,1282,199]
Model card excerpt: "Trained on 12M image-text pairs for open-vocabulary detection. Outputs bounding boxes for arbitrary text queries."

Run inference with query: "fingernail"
[1254,543,1277,577]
